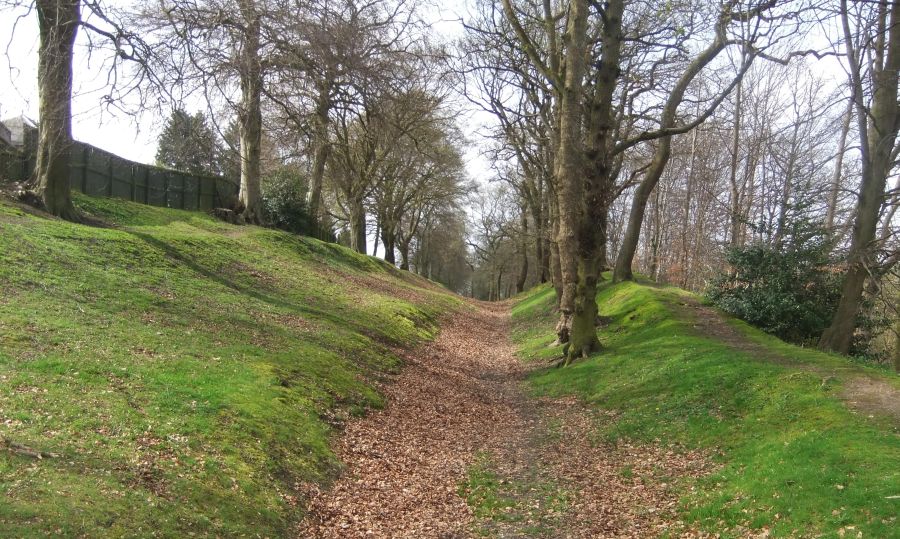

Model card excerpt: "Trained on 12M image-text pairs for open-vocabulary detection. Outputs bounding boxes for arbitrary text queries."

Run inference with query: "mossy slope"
[513,281,899,537]
[0,194,459,537]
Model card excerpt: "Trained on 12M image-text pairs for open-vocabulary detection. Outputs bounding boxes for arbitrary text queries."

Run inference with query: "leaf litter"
[297,300,716,538]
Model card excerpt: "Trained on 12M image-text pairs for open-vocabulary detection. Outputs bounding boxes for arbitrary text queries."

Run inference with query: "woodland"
[4,0,899,369]
[0,0,899,536]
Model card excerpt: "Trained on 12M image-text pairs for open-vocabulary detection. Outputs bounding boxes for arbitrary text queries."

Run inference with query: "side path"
[297,300,711,538]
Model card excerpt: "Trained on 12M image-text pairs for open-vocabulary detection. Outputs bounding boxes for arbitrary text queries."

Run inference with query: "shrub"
[261,167,313,235]
[706,222,843,345]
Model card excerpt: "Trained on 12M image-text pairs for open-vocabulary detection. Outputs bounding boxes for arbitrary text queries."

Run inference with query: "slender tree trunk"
[516,211,529,293]
[614,140,671,281]
[613,34,729,281]
[825,97,854,231]
[349,197,366,254]
[728,77,744,246]
[372,221,379,257]
[773,125,800,247]
[649,183,662,281]
[679,123,699,289]
[33,0,80,221]
[237,0,263,223]
[820,0,900,354]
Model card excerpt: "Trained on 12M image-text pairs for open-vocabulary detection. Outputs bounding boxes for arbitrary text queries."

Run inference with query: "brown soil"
[296,300,713,538]
[673,299,900,424]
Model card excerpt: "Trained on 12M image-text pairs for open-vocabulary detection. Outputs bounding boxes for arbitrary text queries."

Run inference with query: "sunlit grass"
[0,194,460,537]
[512,280,900,537]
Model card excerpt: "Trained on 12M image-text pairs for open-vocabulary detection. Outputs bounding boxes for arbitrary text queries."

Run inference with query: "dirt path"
[297,300,711,538]
[672,298,900,423]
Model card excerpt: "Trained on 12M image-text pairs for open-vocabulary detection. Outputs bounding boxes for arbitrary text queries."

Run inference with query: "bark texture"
[237,0,264,224]
[33,0,81,221]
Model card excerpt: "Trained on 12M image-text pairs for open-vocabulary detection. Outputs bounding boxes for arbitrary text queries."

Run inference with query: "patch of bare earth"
[673,299,900,423]
[296,301,713,538]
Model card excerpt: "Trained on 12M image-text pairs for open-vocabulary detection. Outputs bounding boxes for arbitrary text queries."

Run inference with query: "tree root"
[1,437,60,459]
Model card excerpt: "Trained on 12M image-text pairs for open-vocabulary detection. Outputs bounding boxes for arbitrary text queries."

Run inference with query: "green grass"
[512,280,900,537]
[459,452,569,537]
[0,194,460,537]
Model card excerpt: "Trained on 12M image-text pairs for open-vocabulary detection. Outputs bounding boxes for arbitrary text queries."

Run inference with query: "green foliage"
[512,280,900,537]
[706,221,842,344]
[155,109,225,176]
[260,166,315,236]
[0,194,459,537]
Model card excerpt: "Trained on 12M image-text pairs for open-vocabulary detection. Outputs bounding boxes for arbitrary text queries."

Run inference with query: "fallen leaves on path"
[297,301,715,538]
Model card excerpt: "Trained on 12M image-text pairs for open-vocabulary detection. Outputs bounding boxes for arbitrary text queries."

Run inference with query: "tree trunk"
[649,183,662,281]
[349,198,366,254]
[399,240,410,271]
[33,0,80,221]
[549,193,564,304]
[516,210,529,293]
[237,0,263,223]
[371,221,379,257]
[825,97,853,231]
[820,0,900,354]
[728,76,744,246]
[679,121,699,289]
[551,0,591,356]
[614,141,670,282]
[380,227,395,264]
[307,96,330,237]
[613,33,731,281]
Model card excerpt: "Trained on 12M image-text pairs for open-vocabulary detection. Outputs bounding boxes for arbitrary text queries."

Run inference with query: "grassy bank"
[512,281,899,537]
[0,195,459,537]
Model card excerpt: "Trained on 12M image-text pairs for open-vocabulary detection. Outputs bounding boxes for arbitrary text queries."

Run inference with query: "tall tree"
[31,0,81,220]
[156,108,224,175]
[820,0,900,353]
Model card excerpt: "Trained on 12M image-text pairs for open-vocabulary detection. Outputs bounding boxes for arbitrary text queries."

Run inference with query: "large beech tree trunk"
[551,0,591,360]
[820,0,900,354]
[307,89,331,237]
[33,0,80,220]
[237,0,264,223]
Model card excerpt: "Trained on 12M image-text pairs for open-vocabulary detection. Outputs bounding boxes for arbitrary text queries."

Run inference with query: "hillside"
[2,193,899,538]
[512,281,900,537]
[0,194,460,536]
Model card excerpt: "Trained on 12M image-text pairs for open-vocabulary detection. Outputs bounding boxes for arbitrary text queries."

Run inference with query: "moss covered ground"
[0,194,459,537]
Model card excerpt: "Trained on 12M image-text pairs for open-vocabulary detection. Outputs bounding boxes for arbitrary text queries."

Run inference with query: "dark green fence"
[69,143,237,211]
[0,132,238,211]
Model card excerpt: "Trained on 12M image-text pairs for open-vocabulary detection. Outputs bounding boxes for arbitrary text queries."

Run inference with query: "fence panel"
[4,132,239,211]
